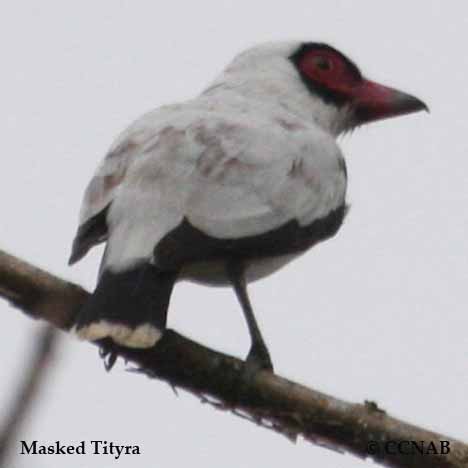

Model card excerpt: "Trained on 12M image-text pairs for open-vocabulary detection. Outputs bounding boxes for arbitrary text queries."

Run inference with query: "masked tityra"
[69,41,427,371]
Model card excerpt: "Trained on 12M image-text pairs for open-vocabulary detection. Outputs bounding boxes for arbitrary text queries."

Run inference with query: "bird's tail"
[74,264,177,348]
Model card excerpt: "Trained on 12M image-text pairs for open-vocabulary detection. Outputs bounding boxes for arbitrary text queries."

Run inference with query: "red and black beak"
[352,79,428,124]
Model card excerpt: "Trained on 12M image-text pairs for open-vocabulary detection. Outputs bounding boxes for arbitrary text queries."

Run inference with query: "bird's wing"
[68,120,157,265]
[98,115,346,272]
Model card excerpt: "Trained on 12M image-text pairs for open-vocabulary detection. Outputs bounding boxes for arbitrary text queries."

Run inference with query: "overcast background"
[0,1,466,467]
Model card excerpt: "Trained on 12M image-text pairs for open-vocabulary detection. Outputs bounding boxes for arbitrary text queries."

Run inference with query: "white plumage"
[77,42,346,280]
[70,40,426,359]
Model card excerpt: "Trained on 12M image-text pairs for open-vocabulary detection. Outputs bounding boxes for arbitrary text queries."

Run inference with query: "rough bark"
[1,249,467,468]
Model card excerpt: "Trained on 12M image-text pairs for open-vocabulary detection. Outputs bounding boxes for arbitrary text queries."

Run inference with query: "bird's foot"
[98,338,119,371]
[244,343,274,376]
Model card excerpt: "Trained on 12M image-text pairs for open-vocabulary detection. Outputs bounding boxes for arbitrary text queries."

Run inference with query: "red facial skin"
[297,48,428,123]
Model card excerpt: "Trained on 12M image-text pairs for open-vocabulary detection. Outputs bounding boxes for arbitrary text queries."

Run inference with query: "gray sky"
[1,1,466,467]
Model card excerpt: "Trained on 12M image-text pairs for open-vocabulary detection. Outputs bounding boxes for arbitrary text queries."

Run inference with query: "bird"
[69,41,427,372]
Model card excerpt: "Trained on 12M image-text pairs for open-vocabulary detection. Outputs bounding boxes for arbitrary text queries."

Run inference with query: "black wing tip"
[68,207,110,266]
[68,251,80,266]
[68,238,87,266]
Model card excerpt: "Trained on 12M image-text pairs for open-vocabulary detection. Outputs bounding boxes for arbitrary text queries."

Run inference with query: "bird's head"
[212,41,428,135]
[289,42,428,132]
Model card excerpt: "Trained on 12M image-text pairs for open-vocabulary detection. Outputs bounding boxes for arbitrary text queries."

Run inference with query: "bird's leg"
[227,261,273,373]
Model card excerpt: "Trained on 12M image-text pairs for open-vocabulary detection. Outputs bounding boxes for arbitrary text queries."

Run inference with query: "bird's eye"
[313,56,333,71]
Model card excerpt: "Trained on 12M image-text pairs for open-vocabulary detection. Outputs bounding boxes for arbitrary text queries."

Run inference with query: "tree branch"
[0,249,467,468]
[0,326,59,465]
